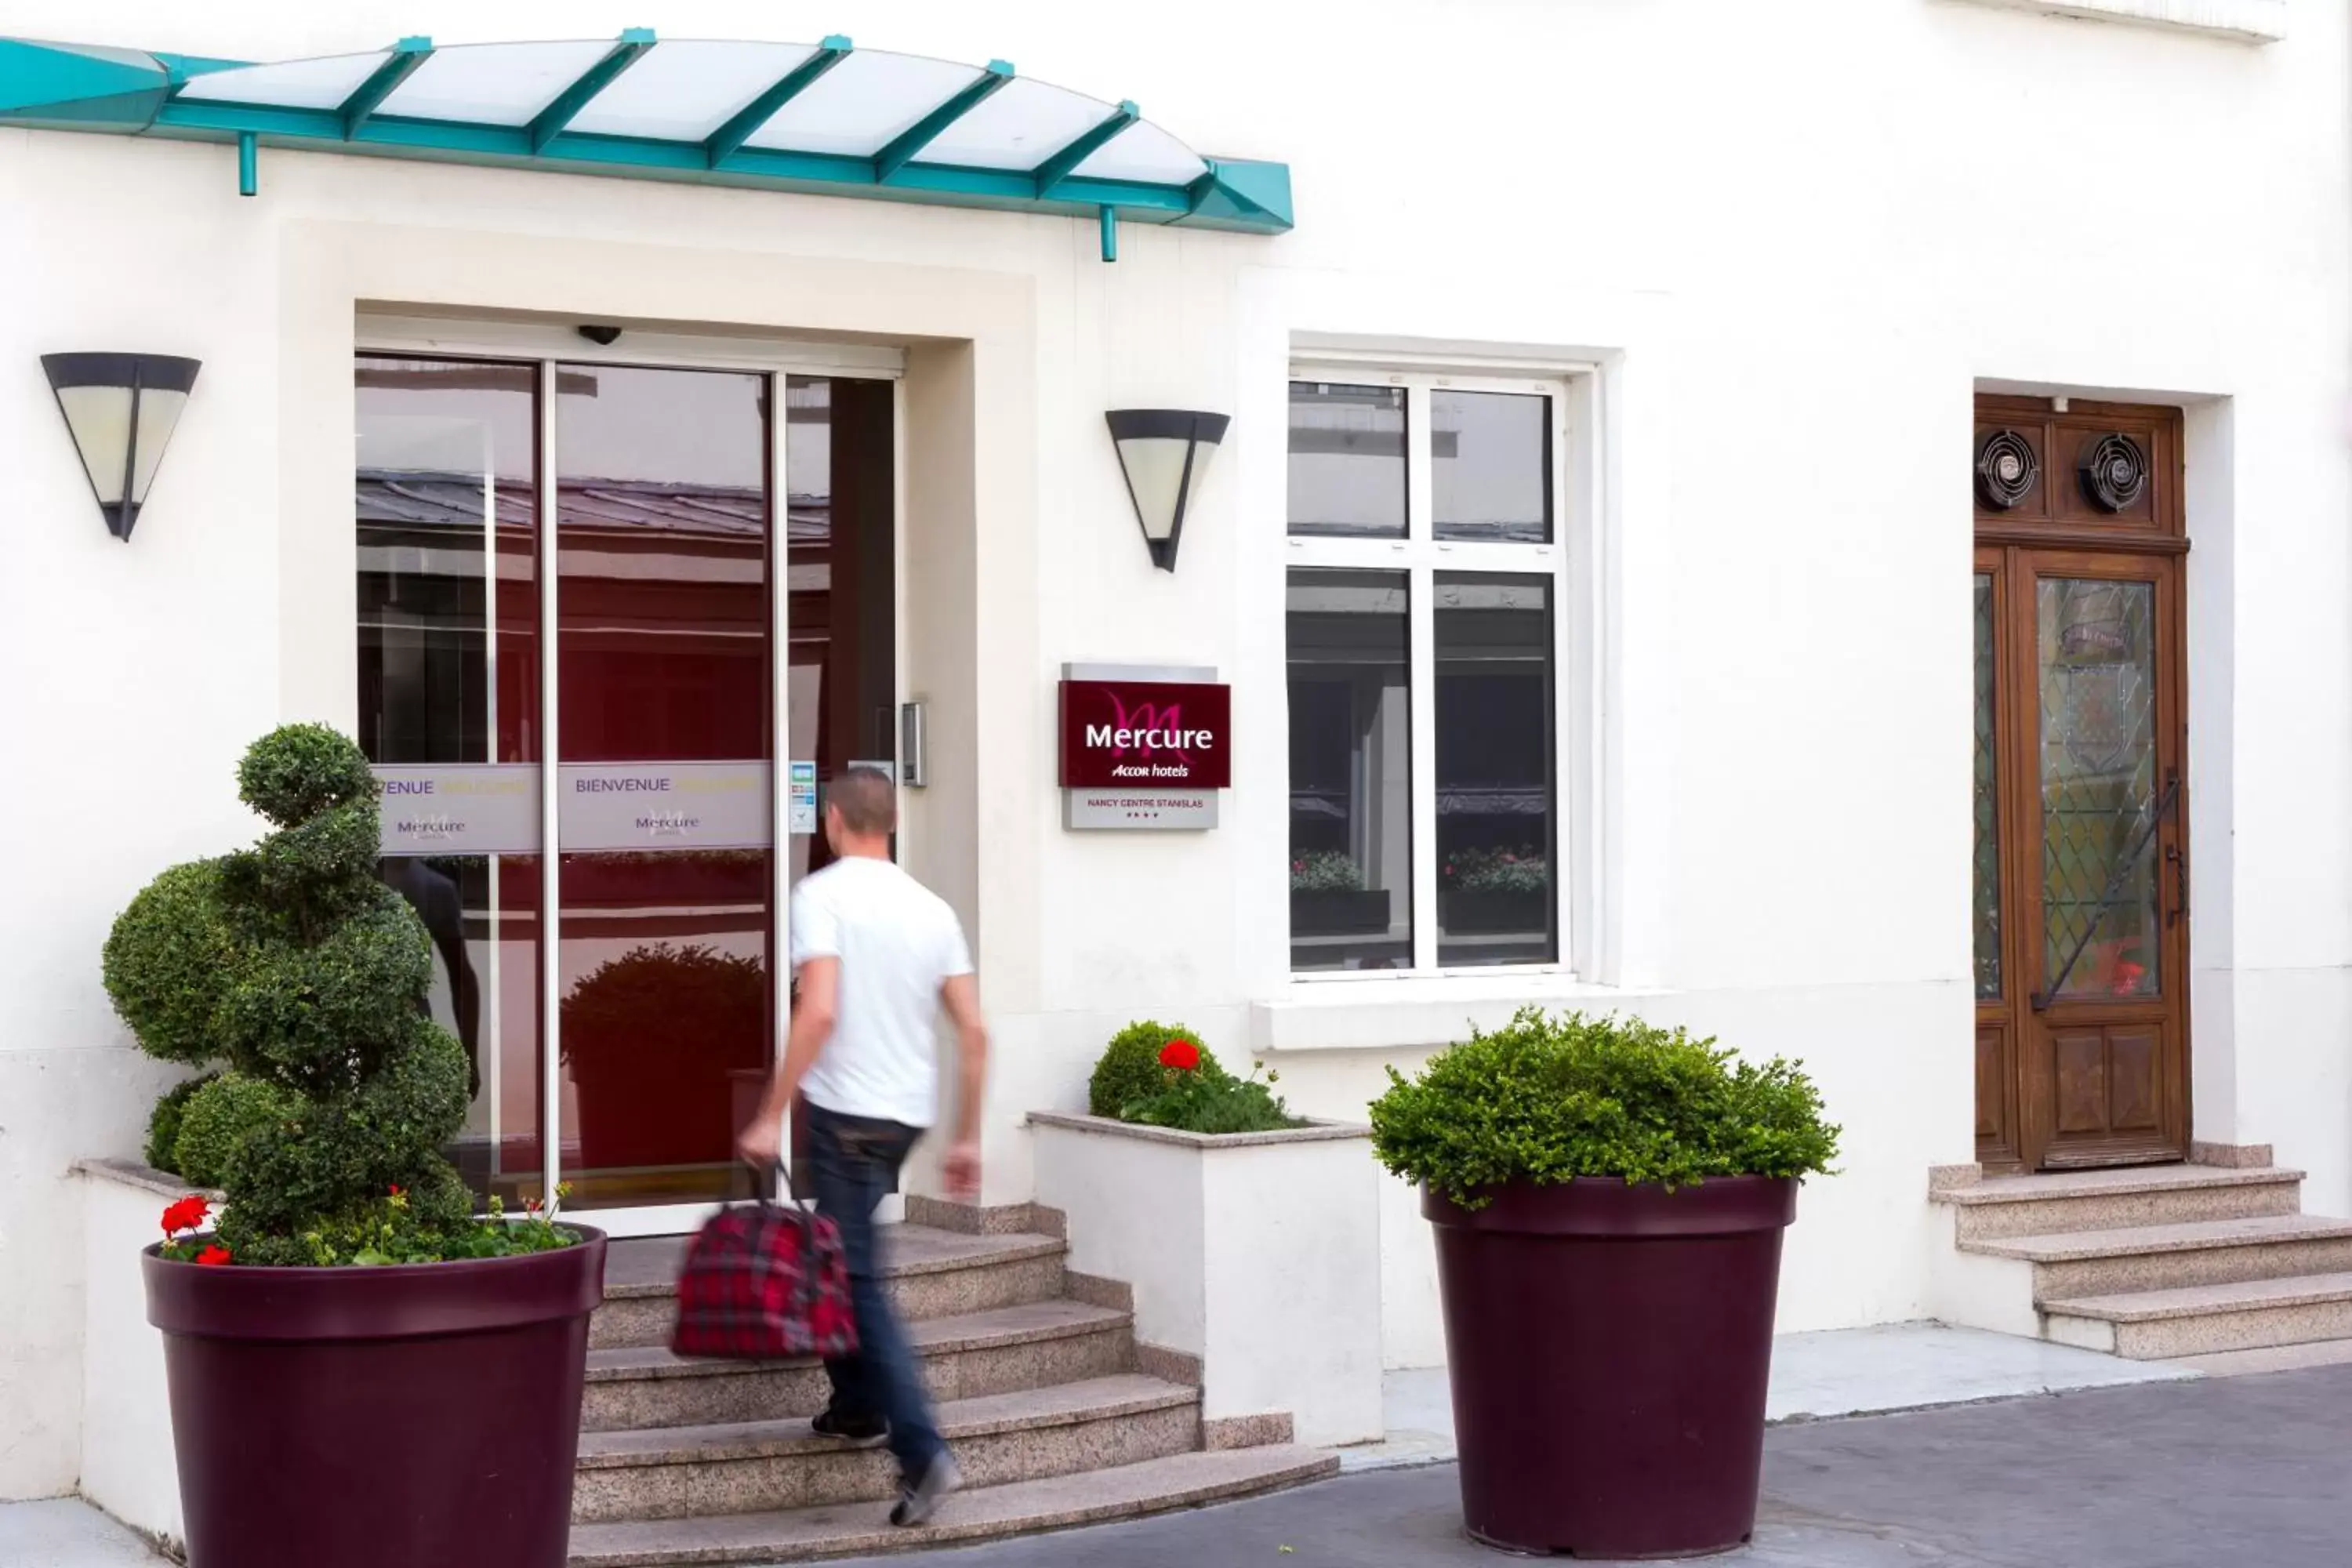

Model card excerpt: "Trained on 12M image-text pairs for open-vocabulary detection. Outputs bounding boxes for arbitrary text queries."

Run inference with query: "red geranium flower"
[194,1244,233,1267]
[160,1195,209,1236]
[388,1185,404,1197]
[1158,1039,1201,1072]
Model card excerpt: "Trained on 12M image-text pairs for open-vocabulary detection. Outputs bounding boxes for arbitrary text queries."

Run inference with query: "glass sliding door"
[355,354,544,1207]
[358,343,899,1229]
[554,364,775,1212]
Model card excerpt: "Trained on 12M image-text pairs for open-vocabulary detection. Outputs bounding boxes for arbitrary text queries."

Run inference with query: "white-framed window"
[1284,365,1581,975]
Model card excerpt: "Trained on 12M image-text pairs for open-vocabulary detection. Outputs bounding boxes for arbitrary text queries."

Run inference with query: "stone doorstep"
[593,1230,1067,1349]
[1957,1214,2352,1301]
[2043,1270,2352,1359]
[571,1375,1202,1523]
[565,1445,1341,1568]
[1932,1166,2307,1242]
[580,1300,1136,1431]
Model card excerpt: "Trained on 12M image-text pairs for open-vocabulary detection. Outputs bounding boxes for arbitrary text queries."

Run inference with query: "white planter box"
[75,1158,209,1548]
[1029,1112,1383,1447]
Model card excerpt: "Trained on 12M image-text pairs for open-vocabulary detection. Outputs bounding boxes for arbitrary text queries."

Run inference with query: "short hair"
[826,768,898,835]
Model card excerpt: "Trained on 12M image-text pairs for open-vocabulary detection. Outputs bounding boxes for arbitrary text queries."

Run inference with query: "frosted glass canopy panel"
[1072,119,1207,186]
[377,40,619,127]
[172,51,390,111]
[914,77,1112,171]
[746,49,980,157]
[564,39,817,142]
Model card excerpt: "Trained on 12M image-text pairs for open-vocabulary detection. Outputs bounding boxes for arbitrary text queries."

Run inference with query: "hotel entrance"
[355,321,901,1232]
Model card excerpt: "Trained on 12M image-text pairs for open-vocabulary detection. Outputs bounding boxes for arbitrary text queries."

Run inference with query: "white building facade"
[2,0,2347,1504]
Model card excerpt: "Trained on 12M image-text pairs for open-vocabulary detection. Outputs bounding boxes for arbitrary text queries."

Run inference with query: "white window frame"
[1285,358,1595,981]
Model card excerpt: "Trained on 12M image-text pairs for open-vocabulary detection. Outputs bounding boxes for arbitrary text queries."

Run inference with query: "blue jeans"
[802,1102,946,1483]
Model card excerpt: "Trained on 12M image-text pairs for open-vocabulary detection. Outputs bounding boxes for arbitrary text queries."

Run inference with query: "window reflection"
[1432,390,1551,543]
[554,364,773,1210]
[1436,572,1556,965]
[1288,383,1407,538]
[1287,569,1412,970]
[354,354,543,1206]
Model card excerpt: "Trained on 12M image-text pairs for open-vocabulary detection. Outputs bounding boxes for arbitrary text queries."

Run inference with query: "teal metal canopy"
[0,33,1292,257]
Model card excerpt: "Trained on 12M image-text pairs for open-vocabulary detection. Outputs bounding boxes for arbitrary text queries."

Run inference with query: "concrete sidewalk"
[0,1500,165,1567]
[837,1362,2352,1566]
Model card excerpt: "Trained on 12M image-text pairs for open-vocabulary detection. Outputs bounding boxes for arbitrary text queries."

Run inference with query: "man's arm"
[938,971,989,1200]
[738,956,839,1167]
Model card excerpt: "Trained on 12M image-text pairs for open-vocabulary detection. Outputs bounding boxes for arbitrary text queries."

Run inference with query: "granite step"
[572,1374,1202,1523]
[2042,1270,2352,1359]
[593,1228,1067,1350]
[567,1444,1338,1566]
[1960,1214,2352,1301]
[2165,1338,2352,1377]
[583,1299,1137,1431]
[1933,1164,2305,1242]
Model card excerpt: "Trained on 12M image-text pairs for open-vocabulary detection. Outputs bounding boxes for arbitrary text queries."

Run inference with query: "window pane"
[1973,573,2002,999]
[1436,572,1555,965]
[2038,578,2158,998]
[1288,382,1406,538]
[554,364,775,1211]
[1288,569,1411,970]
[354,354,543,1207]
[1433,390,1551,543]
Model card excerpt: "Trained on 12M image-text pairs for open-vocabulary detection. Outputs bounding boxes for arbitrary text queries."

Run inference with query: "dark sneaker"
[810,1407,888,1449]
[889,1451,961,1527]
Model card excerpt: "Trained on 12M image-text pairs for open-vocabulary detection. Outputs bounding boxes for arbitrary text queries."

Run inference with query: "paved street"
[844,1363,2352,1567]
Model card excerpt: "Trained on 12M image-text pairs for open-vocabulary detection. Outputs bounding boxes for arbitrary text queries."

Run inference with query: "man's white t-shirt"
[789,856,973,1130]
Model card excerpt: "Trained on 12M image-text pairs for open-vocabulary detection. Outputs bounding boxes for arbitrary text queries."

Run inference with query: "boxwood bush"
[103,724,573,1265]
[1089,1020,1300,1135]
[1369,1009,1838,1205]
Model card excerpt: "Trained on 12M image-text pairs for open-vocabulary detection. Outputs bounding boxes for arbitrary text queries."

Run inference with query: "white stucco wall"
[2,0,2347,1494]
[1032,1117,1383,1446]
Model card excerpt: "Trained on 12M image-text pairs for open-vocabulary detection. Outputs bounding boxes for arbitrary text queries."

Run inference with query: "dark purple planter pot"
[1425,1177,1795,1559]
[143,1229,607,1568]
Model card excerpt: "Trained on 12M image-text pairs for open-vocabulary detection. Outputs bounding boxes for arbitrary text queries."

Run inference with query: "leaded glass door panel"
[1980,546,2189,1170]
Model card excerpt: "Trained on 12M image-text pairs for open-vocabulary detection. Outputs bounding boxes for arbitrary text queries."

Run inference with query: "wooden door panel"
[2109,1029,2160,1131]
[2051,1030,2107,1135]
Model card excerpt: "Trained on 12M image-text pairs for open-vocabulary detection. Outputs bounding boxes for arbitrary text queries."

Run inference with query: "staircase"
[567,1214,1335,1566]
[1930,1157,2352,1371]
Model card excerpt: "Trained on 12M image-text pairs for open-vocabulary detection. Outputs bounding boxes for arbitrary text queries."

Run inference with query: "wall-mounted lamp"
[1105,408,1229,573]
[41,353,201,541]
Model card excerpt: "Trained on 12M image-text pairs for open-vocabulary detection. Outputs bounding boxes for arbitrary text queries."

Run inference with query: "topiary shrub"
[103,724,572,1266]
[144,1072,218,1175]
[1089,1021,1220,1118]
[1369,1009,1840,1207]
[1088,1021,1301,1135]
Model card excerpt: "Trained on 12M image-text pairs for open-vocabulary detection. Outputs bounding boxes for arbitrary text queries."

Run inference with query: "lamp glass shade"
[1105,408,1229,571]
[41,353,201,539]
[54,383,136,504]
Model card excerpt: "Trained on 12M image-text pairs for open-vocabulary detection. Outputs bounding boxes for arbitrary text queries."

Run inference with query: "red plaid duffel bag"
[672,1181,858,1359]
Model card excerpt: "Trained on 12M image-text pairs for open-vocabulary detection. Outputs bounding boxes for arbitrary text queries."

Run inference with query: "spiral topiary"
[103,724,523,1265]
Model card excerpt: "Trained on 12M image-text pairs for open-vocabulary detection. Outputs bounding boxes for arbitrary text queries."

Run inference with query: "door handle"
[2165,844,2187,927]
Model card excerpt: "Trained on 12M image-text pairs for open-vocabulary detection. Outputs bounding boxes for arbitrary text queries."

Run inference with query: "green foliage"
[561,942,766,1065]
[1441,845,1548,894]
[1122,1062,1301,1135]
[144,1073,218,1174]
[103,861,238,1065]
[1289,851,1366,893]
[1368,1009,1841,1206]
[1090,1020,1301,1135]
[103,724,576,1265]
[172,1071,300,1189]
[1090,1020,1218,1118]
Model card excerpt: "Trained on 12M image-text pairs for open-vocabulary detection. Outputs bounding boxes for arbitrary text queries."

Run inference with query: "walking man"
[738,768,988,1527]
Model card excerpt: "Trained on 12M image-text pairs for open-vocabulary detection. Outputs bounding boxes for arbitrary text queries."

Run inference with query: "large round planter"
[143,1229,608,1568]
[1425,1177,1795,1558]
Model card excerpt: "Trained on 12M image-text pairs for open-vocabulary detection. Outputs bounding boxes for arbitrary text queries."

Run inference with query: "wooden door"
[1973,399,2190,1171]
